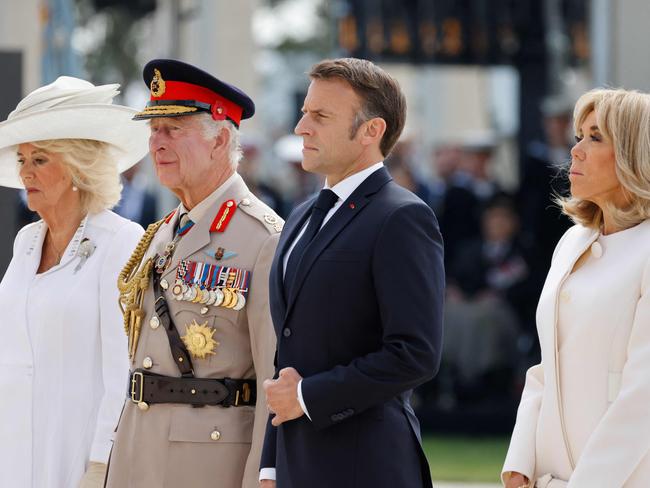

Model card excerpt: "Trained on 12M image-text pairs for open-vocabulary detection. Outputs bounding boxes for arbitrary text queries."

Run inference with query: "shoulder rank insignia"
[264,213,284,232]
[182,320,219,359]
[210,200,236,233]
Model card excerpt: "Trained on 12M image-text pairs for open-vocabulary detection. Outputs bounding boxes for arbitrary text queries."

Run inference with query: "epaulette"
[237,193,284,234]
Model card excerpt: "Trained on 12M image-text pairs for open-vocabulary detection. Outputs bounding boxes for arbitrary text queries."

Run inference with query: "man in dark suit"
[260,58,445,488]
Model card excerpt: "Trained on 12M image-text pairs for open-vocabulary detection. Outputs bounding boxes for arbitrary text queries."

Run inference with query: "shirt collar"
[326,161,384,202]
[179,172,240,222]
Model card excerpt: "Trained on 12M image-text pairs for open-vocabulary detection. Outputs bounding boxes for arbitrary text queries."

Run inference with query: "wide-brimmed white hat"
[0,76,150,188]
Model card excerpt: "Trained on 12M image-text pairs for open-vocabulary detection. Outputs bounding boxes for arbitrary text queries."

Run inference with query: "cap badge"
[150,68,166,97]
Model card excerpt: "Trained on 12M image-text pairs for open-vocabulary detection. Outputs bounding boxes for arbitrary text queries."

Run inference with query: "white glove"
[78,461,107,488]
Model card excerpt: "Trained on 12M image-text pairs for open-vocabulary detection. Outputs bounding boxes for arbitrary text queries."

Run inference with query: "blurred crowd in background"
[4,0,650,436]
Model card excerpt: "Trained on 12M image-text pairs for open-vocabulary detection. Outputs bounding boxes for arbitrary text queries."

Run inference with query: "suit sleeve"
[260,354,279,471]
[301,202,444,430]
[242,232,279,488]
[90,221,144,463]
[566,255,650,486]
[260,415,277,470]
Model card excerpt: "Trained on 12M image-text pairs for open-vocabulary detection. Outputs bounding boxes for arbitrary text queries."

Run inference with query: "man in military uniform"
[106,59,282,488]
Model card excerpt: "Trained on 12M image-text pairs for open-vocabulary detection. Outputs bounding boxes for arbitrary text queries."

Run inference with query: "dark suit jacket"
[261,168,444,488]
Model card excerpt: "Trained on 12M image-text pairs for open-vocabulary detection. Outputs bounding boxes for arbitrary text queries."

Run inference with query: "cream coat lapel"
[547,226,599,468]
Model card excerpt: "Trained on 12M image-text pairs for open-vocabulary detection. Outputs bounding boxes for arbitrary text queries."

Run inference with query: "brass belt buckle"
[234,382,251,406]
[131,371,144,403]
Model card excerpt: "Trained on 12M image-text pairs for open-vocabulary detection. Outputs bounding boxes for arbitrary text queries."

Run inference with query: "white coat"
[0,210,143,488]
[503,219,650,487]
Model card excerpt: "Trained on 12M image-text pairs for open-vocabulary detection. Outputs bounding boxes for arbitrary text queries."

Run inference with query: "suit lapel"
[270,199,314,320]
[285,167,392,318]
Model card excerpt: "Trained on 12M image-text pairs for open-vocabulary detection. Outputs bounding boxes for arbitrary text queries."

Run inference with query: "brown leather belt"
[129,369,256,407]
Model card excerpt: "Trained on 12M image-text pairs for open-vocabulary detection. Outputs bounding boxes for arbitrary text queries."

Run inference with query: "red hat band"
[151,80,243,125]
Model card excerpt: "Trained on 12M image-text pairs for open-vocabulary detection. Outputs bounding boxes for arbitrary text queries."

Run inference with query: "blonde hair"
[198,114,243,168]
[558,88,650,230]
[30,139,122,214]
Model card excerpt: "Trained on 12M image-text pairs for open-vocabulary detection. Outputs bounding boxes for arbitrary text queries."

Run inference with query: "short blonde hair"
[559,88,650,230]
[30,139,122,214]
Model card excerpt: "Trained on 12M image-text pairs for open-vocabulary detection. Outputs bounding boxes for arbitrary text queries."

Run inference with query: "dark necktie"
[284,189,339,295]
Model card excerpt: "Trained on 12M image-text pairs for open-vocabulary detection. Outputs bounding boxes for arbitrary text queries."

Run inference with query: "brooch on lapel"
[74,238,96,273]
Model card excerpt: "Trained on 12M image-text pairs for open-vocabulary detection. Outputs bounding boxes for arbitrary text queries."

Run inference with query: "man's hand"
[263,367,305,426]
[260,480,276,488]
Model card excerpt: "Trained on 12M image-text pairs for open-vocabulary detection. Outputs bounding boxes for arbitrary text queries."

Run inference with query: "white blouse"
[0,210,143,488]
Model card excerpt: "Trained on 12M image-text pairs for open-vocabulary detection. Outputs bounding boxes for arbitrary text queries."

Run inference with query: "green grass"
[423,436,509,482]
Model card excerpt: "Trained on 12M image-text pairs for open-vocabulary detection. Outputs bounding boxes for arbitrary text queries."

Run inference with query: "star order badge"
[181,320,219,359]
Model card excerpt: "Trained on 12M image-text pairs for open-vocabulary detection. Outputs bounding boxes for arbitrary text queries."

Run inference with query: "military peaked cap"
[133,58,255,126]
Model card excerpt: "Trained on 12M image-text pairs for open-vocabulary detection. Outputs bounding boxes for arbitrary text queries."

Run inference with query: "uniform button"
[143,356,153,369]
[241,198,251,206]
[160,279,169,290]
[283,328,292,338]
[138,401,149,411]
[560,290,570,302]
[210,430,221,441]
[150,316,160,329]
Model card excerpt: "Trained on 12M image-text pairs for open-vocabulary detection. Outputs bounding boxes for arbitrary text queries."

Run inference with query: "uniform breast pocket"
[319,249,363,262]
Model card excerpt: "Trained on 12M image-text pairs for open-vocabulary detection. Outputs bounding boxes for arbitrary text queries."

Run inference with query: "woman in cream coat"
[503,88,650,488]
[0,77,149,487]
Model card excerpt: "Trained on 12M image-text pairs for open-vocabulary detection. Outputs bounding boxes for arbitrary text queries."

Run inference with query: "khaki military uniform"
[106,174,281,488]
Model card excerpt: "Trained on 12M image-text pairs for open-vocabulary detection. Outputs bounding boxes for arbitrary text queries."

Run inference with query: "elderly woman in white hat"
[0,76,149,487]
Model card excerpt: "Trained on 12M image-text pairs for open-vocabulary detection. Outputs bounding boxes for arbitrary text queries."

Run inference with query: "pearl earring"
[72,185,78,192]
